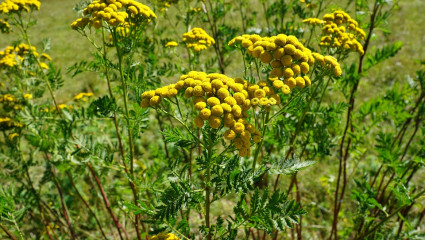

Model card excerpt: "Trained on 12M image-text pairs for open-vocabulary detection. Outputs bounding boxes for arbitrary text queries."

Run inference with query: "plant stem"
[66,172,108,239]
[0,224,18,240]
[112,29,142,240]
[48,163,77,239]
[88,163,128,240]
[331,2,380,239]
[203,0,225,73]
[204,132,214,240]
[252,111,269,171]
[16,14,61,114]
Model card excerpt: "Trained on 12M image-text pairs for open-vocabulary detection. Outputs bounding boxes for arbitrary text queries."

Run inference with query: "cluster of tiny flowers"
[0,93,26,130]
[140,71,281,157]
[311,53,342,76]
[188,7,202,13]
[182,28,215,52]
[0,43,50,70]
[0,116,22,130]
[229,33,342,79]
[165,41,178,48]
[151,233,180,240]
[107,23,132,42]
[229,34,316,93]
[40,104,74,113]
[0,19,10,33]
[71,0,156,30]
[0,0,40,14]
[303,10,366,54]
[73,92,94,101]
[0,93,31,110]
[0,93,17,103]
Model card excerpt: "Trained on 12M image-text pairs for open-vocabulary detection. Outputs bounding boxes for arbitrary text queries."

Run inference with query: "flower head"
[151,233,180,240]
[71,0,156,30]
[0,0,40,14]
[303,10,365,55]
[165,41,178,48]
[140,71,281,157]
[183,28,215,52]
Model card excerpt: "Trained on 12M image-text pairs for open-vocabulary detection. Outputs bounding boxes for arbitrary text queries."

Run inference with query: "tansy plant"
[1,0,424,240]
[137,28,342,238]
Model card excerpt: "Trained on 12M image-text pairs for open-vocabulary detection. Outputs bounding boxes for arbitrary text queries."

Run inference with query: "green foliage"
[0,0,424,240]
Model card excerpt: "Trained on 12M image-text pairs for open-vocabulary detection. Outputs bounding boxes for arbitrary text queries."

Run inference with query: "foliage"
[0,0,424,239]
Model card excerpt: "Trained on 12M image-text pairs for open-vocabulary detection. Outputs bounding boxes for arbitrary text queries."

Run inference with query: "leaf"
[88,95,117,117]
[269,156,315,175]
[363,41,403,71]
[162,128,197,148]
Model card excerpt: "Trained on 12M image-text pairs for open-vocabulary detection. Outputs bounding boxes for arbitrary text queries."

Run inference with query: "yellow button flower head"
[73,92,94,102]
[165,41,178,48]
[0,0,40,14]
[151,233,180,240]
[71,0,156,30]
[183,28,215,52]
[8,132,19,140]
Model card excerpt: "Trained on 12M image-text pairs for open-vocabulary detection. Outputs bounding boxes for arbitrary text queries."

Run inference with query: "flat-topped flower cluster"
[303,10,366,54]
[141,71,290,157]
[0,0,40,14]
[183,28,215,52]
[71,0,156,30]
[0,43,51,70]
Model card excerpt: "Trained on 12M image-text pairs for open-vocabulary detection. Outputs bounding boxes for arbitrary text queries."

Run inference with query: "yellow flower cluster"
[23,93,32,99]
[40,104,73,113]
[0,93,28,111]
[303,10,366,54]
[182,28,215,52]
[165,41,178,48]
[229,33,342,78]
[0,19,11,33]
[229,34,316,91]
[0,46,19,68]
[141,71,282,157]
[312,53,342,76]
[8,132,19,140]
[189,7,202,13]
[0,94,17,103]
[0,0,40,14]
[71,0,157,30]
[151,233,180,240]
[0,43,50,69]
[73,92,94,101]
[0,117,22,130]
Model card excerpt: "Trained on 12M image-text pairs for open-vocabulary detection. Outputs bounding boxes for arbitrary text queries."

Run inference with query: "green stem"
[113,30,135,175]
[252,111,269,171]
[16,13,61,115]
[111,28,141,240]
[205,134,213,240]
